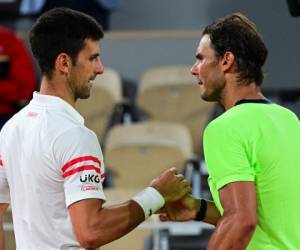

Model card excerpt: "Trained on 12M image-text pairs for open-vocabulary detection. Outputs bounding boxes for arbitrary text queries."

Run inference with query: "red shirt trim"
[63,165,100,178]
[61,156,101,173]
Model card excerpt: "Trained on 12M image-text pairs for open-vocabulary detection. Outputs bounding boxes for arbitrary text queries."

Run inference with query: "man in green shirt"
[160,13,300,249]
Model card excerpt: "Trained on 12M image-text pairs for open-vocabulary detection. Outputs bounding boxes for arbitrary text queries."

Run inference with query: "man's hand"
[159,194,200,221]
[159,195,221,225]
[150,168,192,203]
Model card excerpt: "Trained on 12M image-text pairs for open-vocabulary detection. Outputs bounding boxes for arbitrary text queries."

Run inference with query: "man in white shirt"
[0,8,191,249]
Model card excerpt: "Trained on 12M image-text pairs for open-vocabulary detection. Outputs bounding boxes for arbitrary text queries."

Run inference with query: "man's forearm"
[207,213,256,250]
[191,197,221,225]
[0,204,9,250]
[167,195,221,224]
[202,200,221,226]
[0,220,4,250]
[69,199,145,248]
[95,200,146,245]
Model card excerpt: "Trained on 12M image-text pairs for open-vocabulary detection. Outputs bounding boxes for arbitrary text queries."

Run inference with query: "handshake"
[133,167,201,222]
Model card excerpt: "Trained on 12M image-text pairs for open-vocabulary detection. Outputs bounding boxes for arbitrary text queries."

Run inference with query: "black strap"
[195,199,207,221]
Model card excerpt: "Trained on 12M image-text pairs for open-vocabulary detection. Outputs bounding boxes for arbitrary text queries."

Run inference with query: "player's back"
[0,95,84,249]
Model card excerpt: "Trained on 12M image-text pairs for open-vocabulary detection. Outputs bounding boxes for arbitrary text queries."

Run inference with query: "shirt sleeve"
[53,126,106,207]
[203,121,255,191]
[0,140,10,203]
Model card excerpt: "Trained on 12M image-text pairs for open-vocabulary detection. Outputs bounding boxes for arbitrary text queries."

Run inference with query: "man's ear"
[55,53,72,75]
[221,51,235,72]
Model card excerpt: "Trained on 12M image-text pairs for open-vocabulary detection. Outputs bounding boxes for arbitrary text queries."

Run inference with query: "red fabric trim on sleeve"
[63,165,101,178]
[61,156,101,173]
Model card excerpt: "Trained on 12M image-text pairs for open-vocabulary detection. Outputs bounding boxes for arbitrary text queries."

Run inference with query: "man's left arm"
[207,181,257,250]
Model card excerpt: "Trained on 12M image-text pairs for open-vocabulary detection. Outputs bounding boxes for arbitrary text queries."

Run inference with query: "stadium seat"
[104,121,193,188]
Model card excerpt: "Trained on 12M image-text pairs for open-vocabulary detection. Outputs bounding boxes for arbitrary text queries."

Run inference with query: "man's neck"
[39,75,76,107]
[220,81,265,110]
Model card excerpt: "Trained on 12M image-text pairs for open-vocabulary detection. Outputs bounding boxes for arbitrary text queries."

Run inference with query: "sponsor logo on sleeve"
[61,155,105,192]
[80,174,100,183]
[80,185,100,191]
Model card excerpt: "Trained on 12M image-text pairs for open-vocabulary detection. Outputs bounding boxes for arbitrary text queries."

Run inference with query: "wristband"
[195,199,207,221]
[132,187,165,219]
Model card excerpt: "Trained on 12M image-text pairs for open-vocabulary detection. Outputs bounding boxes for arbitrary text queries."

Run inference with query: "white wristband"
[132,187,165,219]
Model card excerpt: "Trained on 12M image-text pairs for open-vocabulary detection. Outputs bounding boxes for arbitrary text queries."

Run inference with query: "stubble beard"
[201,81,225,103]
[67,77,91,101]
[76,83,91,100]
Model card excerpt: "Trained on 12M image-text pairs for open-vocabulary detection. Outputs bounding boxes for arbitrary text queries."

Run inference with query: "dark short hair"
[203,13,268,85]
[29,7,104,78]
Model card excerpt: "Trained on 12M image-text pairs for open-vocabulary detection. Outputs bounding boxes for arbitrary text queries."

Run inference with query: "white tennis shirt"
[0,92,106,249]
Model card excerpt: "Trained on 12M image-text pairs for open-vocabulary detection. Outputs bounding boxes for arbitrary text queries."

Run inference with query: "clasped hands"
[150,167,200,222]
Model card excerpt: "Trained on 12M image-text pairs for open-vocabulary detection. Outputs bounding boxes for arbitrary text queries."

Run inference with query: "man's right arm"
[68,168,191,249]
[69,198,144,248]
[0,203,9,250]
[0,148,10,250]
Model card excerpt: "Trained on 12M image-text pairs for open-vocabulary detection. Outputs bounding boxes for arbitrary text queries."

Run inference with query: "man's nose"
[190,62,198,76]
[95,59,104,75]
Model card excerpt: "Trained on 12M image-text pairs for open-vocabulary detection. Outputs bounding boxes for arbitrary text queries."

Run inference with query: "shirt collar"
[30,92,84,124]
[234,99,272,106]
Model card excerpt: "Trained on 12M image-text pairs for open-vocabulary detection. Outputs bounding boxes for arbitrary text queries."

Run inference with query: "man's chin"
[77,91,91,100]
[79,94,90,99]
[201,93,218,102]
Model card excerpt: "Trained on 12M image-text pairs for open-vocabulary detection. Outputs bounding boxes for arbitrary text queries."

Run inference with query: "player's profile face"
[191,35,225,102]
[68,39,104,100]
